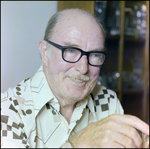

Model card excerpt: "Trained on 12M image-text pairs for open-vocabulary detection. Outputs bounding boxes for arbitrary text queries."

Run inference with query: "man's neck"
[60,103,77,124]
[43,65,78,124]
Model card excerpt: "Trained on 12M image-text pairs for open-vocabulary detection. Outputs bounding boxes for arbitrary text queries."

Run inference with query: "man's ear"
[38,40,49,67]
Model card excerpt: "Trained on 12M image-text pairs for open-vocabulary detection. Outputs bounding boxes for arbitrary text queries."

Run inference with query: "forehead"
[52,10,104,46]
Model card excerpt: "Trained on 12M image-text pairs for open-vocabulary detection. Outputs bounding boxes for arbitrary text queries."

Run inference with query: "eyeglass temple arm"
[45,39,62,49]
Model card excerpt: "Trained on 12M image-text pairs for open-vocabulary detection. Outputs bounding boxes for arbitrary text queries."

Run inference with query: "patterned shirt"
[1,65,124,148]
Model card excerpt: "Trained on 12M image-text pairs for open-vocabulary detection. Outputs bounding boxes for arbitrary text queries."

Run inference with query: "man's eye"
[66,49,76,53]
[92,53,101,58]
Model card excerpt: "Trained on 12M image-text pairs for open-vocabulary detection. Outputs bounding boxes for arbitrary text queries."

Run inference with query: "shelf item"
[57,1,149,122]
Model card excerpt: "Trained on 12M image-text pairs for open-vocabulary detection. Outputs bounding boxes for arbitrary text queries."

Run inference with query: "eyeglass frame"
[45,39,109,67]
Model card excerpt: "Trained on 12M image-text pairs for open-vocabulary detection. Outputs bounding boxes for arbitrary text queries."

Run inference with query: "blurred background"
[58,1,149,123]
[1,1,57,92]
[1,1,149,123]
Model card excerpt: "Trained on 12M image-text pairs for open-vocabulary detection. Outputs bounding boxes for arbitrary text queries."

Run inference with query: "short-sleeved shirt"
[1,65,124,148]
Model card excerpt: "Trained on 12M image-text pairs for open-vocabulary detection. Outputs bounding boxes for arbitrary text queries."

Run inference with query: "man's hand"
[69,114,149,148]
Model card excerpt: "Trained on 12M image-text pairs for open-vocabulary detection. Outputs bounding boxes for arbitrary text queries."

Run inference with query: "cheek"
[48,60,62,78]
[47,55,61,82]
[48,56,72,80]
[88,67,100,88]
[89,67,101,80]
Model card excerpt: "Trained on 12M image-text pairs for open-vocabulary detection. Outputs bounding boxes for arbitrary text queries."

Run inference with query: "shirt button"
[52,109,56,115]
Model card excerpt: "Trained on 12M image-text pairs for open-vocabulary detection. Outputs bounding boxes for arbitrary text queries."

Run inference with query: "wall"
[1,1,58,92]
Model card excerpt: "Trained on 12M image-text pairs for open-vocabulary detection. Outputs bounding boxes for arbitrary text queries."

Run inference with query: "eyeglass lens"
[63,48,105,65]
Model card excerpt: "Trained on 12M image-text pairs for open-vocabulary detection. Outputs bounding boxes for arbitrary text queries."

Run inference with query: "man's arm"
[69,114,149,148]
[1,92,29,148]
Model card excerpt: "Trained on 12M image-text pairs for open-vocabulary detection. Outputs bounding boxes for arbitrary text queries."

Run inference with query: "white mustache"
[66,73,90,82]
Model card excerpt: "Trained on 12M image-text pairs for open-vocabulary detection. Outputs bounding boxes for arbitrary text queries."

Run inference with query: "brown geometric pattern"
[90,88,116,112]
[1,65,124,148]
[1,114,28,147]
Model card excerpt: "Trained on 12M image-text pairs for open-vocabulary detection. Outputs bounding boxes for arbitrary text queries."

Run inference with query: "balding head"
[40,8,107,104]
[44,8,105,43]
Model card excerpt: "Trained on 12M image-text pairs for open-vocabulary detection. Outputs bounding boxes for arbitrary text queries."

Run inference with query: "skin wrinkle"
[43,11,103,108]
[42,11,103,127]
[65,72,90,82]
[38,9,149,148]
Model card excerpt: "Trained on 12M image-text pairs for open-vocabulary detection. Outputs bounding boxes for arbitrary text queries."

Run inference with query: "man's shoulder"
[1,77,37,146]
[1,77,32,105]
[89,85,124,118]
[91,84,117,98]
[1,65,43,100]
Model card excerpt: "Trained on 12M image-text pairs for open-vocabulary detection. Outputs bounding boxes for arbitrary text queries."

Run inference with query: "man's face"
[45,12,105,105]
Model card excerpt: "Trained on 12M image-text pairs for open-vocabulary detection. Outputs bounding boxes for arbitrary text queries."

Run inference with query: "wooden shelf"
[123,88,143,94]
[57,1,149,122]
[106,34,145,43]
[124,36,145,43]
[115,88,143,95]
[106,34,120,40]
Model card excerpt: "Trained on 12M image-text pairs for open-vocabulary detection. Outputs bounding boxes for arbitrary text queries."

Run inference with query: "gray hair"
[43,8,106,41]
[44,12,60,40]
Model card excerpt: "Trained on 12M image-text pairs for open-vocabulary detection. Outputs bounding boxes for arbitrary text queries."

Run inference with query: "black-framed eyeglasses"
[45,39,109,66]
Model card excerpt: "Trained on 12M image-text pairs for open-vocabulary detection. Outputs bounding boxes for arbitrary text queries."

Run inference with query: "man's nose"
[75,55,89,74]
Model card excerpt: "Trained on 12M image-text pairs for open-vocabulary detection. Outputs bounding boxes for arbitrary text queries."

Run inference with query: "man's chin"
[67,90,89,101]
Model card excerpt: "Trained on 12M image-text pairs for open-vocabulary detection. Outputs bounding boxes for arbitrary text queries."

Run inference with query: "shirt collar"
[31,65,96,118]
[31,65,55,117]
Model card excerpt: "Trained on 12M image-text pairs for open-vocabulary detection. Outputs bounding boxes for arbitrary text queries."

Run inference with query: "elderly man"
[1,8,149,148]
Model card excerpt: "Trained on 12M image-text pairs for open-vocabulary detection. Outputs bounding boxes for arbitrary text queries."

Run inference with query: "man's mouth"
[69,77,84,83]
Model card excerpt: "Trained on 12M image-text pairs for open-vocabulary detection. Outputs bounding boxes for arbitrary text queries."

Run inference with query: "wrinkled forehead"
[52,10,105,43]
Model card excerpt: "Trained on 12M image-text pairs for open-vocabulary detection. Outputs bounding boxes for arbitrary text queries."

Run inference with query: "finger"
[93,129,125,148]
[108,142,125,148]
[100,119,142,148]
[101,129,136,148]
[112,142,125,148]
[105,114,149,136]
[119,114,149,136]
[113,131,137,148]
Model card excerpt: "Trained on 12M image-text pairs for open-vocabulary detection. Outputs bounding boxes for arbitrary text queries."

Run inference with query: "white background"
[1,1,58,92]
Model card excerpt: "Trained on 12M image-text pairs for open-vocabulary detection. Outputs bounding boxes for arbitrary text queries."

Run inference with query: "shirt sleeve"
[1,90,30,148]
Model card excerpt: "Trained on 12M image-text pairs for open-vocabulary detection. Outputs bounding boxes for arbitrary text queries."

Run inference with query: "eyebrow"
[63,41,80,47]
[63,41,106,52]
[94,47,106,52]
